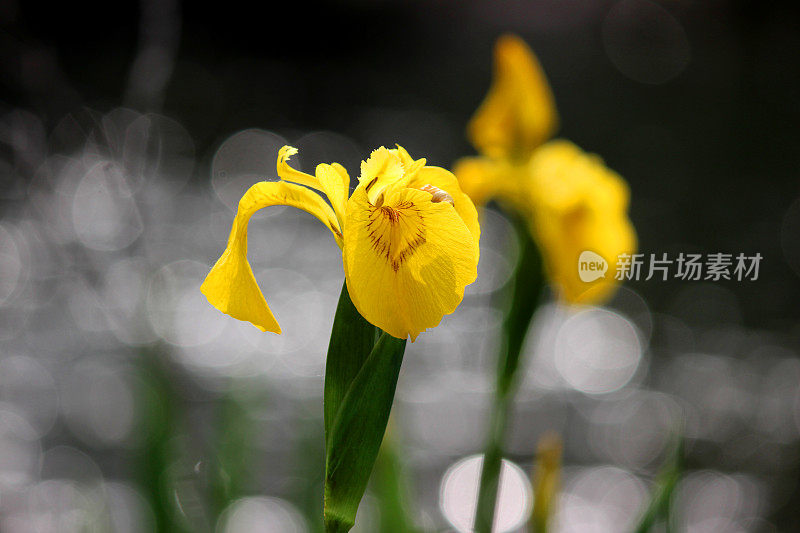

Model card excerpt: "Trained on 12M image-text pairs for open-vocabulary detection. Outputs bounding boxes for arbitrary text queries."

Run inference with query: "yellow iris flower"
[201,145,480,341]
[454,34,636,304]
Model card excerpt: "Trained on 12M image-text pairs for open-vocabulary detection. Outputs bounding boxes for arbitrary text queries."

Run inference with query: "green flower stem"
[474,217,544,533]
[474,390,512,533]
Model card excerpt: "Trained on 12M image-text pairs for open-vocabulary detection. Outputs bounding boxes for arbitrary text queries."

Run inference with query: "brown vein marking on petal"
[420,184,454,206]
[365,177,379,193]
[365,201,427,272]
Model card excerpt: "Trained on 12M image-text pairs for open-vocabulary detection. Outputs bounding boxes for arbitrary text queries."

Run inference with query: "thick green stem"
[474,217,544,533]
[475,389,512,532]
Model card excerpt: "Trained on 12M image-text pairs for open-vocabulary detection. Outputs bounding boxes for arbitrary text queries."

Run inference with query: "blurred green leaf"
[293,416,327,533]
[633,432,684,533]
[135,345,189,533]
[210,386,260,521]
[373,423,421,533]
[323,329,407,532]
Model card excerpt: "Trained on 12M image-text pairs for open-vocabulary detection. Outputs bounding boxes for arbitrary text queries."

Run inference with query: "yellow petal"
[316,162,349,228]
[391,145,427,179]
[408,165,481,262]
[452,155,533,223]
[201,180,342,333]
[277,145,323,191]
[331,162,350,188]
[281,145,350,228]
[527,140,636,305]
[343,185,478,341]
[468,34,558,160]
[452,156,507,209]
[358,146,408,204]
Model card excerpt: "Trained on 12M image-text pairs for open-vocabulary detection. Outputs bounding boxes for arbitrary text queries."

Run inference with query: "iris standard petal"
[358,147,409,204]
[201,180,342,333]
[468,34,558,160]
[343,186,478,341]
[391,145,427,178]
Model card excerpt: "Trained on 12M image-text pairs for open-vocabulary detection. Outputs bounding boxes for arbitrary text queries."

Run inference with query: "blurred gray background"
[0,0,799,531]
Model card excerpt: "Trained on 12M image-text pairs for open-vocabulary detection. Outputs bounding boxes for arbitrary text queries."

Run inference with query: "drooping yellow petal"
[201,180,342,333]
[343,185,478,341]
[468,34,558,160]
[526,140,636,305]
[408,165,481,262]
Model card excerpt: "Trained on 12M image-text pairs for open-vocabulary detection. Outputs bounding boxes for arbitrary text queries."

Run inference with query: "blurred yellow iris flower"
[201,145,480,341]
[454,34,636,304]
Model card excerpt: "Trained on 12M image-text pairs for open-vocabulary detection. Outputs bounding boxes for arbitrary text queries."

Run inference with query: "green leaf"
[211,386,262,521]
[373,423,421,533]
[324,331,407,532]
[135,345,185,533]
[633,431,684,533]
[324,282,379,445]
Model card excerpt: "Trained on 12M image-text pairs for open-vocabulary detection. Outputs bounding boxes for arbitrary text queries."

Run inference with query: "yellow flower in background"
[467,34,558,161]
[527,141,635,304]
[201,145,480,341]
[454,34,636,305]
